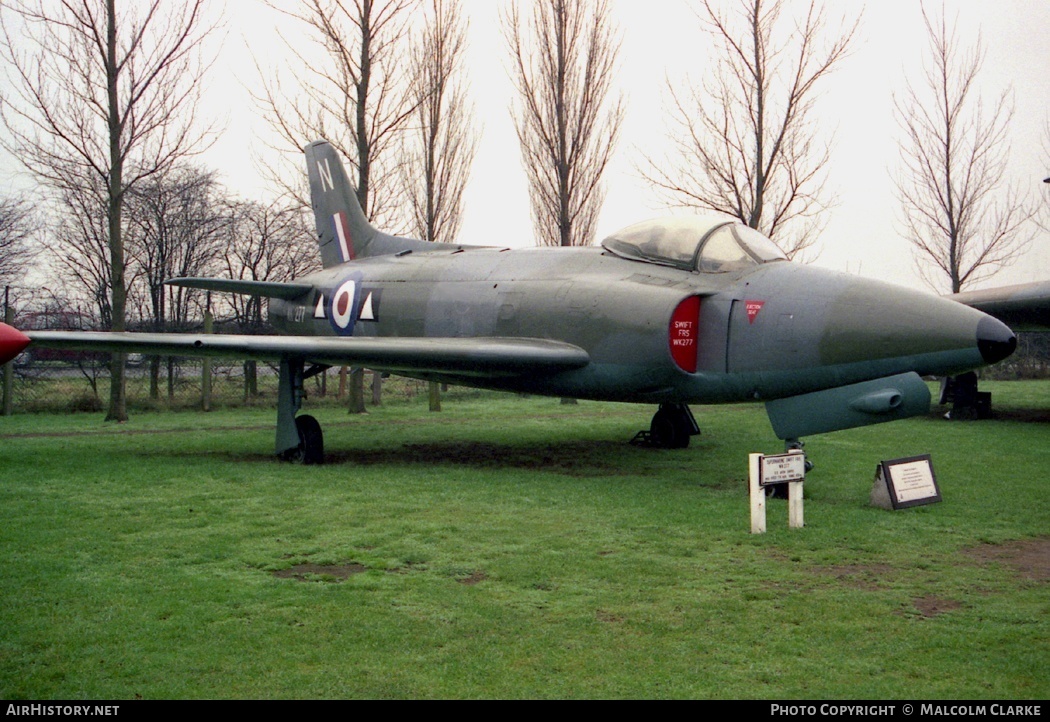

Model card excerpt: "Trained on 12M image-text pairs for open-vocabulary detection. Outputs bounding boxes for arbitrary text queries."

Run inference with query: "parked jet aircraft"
[0,141,1018,463]
[941,280,1050,418]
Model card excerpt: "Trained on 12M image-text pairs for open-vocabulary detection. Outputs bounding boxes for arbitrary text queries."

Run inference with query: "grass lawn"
[0,381,1047,699]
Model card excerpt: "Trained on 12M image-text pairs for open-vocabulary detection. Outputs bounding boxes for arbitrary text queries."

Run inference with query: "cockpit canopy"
[601,217,787,273]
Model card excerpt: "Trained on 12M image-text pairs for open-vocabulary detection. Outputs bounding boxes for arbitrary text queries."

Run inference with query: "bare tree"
[222,198,319,399]
[255,0,420,413]
[894,5,1034,293]
[49,177,119,329]
[0,0,218,421]
[0,195,36,289]
[128,166,227,328]
[125,164,228,399]
[1033,122,1049,234]
[401,0,478,244]
[399,0,478,412]
[644,0,857,259]
[223,199,319,330]
[504,0,624,248]
[255,0,419,229]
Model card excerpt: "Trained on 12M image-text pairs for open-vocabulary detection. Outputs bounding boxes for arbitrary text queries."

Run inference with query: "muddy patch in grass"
[911,595,963,618]
[455,570,487,586]
[327,440,638,477]
[962,537,1050,582]
[273,562,368,582]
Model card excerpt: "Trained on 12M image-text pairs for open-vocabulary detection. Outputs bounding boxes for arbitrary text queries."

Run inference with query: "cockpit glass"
[696,226,752,273]
[696,225,788,272]
[601,217,787,273]
[732,224,788,263]
[601,218,712,267]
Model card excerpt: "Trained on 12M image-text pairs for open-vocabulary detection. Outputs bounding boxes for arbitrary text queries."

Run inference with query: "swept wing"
[24,330,590,377]
[948,280,1050,331]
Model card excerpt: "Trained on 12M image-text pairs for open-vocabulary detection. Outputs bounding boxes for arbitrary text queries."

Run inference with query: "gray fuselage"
[269,244,999,406]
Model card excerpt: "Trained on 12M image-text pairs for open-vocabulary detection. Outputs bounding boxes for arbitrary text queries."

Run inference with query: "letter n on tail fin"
[304,140,377,268]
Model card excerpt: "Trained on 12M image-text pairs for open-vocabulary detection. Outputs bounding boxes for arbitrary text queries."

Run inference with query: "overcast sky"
[6,0,1050,292]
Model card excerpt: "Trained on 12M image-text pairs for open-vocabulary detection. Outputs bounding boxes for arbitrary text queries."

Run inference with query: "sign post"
[749,450,806,533]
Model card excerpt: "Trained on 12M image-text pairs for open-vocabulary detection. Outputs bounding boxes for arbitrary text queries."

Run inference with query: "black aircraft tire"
[650,408,690,449]
[292,414,325,465]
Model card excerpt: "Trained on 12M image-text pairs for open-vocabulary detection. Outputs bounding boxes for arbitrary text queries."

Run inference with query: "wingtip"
[0,322,30,365]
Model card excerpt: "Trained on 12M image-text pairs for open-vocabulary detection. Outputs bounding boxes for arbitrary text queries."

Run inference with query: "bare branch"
[0,194,38,288]
[0,0,220,420]
[893,3,1036,293]
[399,0,478,244]
[503,0,624,247]
[642,0,858,260]
[252,0,419,229]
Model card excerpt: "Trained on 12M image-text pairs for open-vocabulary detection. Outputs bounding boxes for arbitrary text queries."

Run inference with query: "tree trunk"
[429,380,441,412]
[371,370,382,406]
[103,0,127,422]
[243,360,258,400]
[348,368,366,414]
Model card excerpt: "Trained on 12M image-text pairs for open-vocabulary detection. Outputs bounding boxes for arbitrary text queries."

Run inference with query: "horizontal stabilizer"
[765,372,931,439]
[165,277,314,300]
[25,331,590,377]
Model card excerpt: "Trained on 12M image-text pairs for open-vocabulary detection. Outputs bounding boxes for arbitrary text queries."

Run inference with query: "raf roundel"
[330,279,357,333]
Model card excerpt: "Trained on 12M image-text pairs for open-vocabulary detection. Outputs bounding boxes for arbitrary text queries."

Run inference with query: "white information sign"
[870,454,941,510]
[759,452,807,486]
[887,459,938,503]
[749,451,805,533]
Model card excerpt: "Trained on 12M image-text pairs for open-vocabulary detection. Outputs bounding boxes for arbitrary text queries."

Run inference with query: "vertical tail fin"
[304,140,377,268]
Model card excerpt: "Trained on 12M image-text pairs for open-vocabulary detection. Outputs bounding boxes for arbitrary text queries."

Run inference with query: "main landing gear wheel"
[650,407,690,449]
[632,403,700,449]
[281,414,324,465]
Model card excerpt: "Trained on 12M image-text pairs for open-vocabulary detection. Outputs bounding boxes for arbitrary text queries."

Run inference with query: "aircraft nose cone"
[976,315,1016,365]
[0,322,31,365]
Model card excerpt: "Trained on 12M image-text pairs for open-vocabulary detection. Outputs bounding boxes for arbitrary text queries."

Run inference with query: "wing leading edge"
[164,277,314,300]
[24,330,590,377]
[948,280,1050,331]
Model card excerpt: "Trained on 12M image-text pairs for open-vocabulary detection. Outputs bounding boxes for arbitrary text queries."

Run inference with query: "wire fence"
[983,332,1050,380]
[1,356,443,415]
[0,285,447,415]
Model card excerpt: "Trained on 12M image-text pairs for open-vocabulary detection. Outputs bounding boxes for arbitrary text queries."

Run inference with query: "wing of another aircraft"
[948,280,1050,331]
[22,329,590,377]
